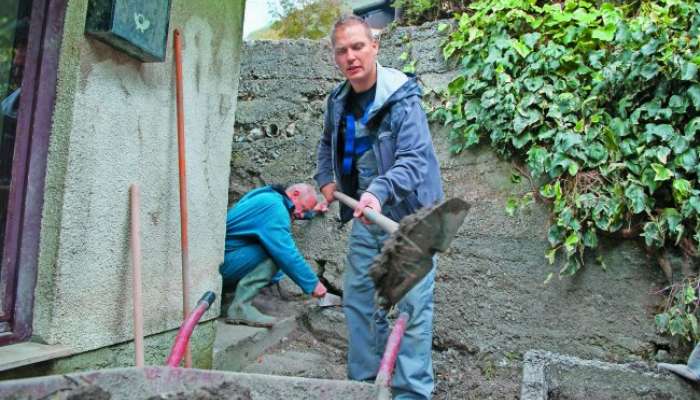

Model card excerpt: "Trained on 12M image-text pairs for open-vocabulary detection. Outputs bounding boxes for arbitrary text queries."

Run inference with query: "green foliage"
[255,0,348,40]
[656,276,700,342]
[392,0,471,25]
[433,0,700,343]
[0,14,17,97]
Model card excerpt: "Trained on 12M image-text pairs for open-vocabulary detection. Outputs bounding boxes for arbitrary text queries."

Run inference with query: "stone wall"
[233,22,680,397]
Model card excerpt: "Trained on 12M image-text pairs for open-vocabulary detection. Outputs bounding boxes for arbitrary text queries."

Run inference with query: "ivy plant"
[433,0,700,343]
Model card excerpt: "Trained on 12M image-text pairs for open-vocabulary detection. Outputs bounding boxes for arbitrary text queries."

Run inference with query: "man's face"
[291,189,318,219]
[333,23,378,90]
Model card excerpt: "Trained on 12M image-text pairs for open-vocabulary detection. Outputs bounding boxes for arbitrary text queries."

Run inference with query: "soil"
[146,382,252,400]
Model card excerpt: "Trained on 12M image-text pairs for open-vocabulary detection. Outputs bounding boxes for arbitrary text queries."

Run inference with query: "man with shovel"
[314,15,444,399]
[220,183,328,327]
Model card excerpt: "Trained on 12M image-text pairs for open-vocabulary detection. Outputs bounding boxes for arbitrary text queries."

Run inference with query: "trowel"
[318,292,342,308]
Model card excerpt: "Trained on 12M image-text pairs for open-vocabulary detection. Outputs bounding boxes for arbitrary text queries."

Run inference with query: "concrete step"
[213,288,314,372]
[213,316,298,372]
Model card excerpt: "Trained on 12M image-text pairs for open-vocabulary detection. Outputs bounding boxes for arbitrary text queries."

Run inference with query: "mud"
[369,198,470,309]
[64,385,112,400]
[146,382,251,400]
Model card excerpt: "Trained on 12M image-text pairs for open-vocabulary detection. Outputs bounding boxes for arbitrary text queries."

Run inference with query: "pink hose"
[375,312,409,389]
[166,292,216,367]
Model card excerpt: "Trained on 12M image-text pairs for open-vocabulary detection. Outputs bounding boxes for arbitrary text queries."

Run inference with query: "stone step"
[213,316,298,372]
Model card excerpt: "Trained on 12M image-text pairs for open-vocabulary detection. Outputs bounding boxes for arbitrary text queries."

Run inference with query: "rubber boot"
[658,342,700,381]
[225,259,278,328]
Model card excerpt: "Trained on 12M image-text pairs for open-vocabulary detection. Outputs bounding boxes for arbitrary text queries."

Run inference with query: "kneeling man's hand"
[312,281,327,298]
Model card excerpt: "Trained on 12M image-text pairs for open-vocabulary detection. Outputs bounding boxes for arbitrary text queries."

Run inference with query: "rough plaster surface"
[233,21,685,397]
[32,0,244,354]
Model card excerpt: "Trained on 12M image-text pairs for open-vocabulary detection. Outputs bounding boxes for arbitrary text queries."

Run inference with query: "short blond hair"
[330,14,375,46]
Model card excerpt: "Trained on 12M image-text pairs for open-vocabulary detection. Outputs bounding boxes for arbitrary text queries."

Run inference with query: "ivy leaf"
[572,8,597,25]
[513,109,541,134]
[505,197,518,217]
[540,181,562,200]
[645,124,675,142]
[685,117,700,136]
[437,23,449,32]
[548,224,566,246]
[663,208,684,244]
[681,61,698,81]
[668,95,688,114]
[522,32,541,49]
[687,196,700,215]
[512,132,533,149]
[640,167,659,192]
[527,146,548,177]
[642,221,663,247]
[640,63,660,80]
[524,77,544,92]
[625,184,647,214]
[656,312,670,331]
[669,317,687,337]
[675,149,698,173]
[609,117,629,138]
[511,39,531,58]
[592,23,617,42]
[564,233,580,254]
[586,142,608,164]
[656,146,671,164]
[669,134,689,155]
[651,163,673,181]
[545,249,557,265]
[560,257,581,276]
[583,228,598,248]
[687,85,700,110]
[672,179,692,204]
[684,286,697,304]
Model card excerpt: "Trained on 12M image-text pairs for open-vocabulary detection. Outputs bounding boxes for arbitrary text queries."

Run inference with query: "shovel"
[333,191,470,309]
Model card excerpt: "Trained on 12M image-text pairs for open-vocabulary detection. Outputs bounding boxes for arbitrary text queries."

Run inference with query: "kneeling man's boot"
[225,259,277,328]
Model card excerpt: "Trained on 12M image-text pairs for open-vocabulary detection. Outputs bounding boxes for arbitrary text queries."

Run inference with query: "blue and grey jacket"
[221,186,318,294]
[315,63,444,223]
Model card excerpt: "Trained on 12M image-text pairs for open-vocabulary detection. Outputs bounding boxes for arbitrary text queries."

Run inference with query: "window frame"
[0,0,67,346]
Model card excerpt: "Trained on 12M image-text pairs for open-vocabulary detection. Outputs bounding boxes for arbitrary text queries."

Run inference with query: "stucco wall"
[32,0,244,354]
[234,22,681,397]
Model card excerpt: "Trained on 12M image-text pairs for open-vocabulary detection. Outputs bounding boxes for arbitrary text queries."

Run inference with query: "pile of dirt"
[146,382,251,400]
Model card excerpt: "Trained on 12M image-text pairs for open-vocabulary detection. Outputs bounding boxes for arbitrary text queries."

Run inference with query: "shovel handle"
[333,191,399,233]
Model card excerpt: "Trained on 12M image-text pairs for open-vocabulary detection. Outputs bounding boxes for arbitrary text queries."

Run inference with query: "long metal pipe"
[129,184,144,367]
[173,29,192,368]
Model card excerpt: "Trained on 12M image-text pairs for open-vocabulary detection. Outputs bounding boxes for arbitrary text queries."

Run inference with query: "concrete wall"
[31,0,244,355]
[234,22,683,397]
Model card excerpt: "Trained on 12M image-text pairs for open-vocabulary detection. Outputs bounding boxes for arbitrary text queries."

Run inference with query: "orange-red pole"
[173,29,192,368]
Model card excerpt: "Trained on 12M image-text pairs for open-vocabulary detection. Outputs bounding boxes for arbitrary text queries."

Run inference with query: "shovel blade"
[318,293,342,307]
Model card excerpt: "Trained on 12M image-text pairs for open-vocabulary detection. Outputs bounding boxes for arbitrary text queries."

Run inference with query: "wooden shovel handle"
[333,191,399,233]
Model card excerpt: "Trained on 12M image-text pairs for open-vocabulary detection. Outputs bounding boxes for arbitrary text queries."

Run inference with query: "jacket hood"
[331,63,422,121]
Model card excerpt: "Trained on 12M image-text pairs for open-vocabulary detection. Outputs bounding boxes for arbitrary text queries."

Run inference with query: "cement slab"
[213,317,298,372]
[0,342,74,372]
[521,350,700,400]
